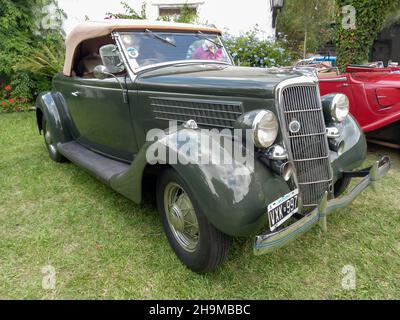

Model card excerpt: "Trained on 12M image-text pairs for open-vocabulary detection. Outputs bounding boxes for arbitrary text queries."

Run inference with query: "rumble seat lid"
[63,20,222,77]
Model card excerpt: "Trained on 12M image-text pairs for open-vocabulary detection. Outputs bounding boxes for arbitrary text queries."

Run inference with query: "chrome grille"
[280,85,332,208]
[151,97,243,129]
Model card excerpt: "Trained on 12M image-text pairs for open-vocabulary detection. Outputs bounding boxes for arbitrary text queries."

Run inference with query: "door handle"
[340,84,349,87]
[71,91,80,97]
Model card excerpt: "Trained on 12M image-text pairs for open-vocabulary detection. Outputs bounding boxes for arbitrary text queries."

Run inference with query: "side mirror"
[99,44,125,74]
[93,65,110,80]
[93,65,128,104]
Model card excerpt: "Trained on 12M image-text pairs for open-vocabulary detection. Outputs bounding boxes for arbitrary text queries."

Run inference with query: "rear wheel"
[42,117,67,163]
[157,168,230,273]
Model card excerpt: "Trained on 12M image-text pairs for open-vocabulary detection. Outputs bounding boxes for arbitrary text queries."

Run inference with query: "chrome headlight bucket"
[252,110,279,149]
[322,93,350,123]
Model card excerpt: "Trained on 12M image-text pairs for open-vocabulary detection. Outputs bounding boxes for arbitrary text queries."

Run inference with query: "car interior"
[72,35,117,78]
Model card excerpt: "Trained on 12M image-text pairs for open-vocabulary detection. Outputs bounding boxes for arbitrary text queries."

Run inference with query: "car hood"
[135,64,304,99]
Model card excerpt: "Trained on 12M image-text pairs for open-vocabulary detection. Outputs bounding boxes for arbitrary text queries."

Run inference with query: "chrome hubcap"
[164,182,199,252]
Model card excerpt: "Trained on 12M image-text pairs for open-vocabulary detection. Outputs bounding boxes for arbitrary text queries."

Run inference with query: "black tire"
[42,117,67,163]
[157,168,230,273]
[334,177,351,197]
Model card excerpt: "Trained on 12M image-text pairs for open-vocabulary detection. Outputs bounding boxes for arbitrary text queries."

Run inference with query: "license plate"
[268,189,299,232]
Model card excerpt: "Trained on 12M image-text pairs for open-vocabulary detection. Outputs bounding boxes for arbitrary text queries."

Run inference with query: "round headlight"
[252,110,279,148]
[331,94,349,122]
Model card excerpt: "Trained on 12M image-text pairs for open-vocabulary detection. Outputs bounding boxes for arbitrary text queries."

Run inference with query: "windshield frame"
[113,31,234,76]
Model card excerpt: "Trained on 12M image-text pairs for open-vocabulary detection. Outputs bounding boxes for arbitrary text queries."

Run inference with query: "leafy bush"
[336,0,400,70]
[107,1,198,24]
[223,29,294,68]
[14,44,65,82]
[0,0,66,110]
[276,0,336,58]
[0,84,30,113]
[106,1,147,19]
[157,3,198,23]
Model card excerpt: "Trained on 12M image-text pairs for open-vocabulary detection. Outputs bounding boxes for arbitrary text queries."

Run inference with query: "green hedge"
[336,0,400,70]
[0,0,65,113]
[223,29,294,68]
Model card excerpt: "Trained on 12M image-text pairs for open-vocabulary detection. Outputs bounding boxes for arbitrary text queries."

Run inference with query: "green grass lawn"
[0,112,399,299]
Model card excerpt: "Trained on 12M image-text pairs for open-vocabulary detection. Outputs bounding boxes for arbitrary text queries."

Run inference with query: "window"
[158,6,197,18]
[119,32,231,69]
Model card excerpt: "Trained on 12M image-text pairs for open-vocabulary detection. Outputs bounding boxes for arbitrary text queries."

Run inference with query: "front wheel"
[157,169,230,273]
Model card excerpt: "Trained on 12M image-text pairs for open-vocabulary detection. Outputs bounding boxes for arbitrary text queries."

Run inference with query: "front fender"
[331,114,367,182]
[111,127,291,237]
[35,92,73,145]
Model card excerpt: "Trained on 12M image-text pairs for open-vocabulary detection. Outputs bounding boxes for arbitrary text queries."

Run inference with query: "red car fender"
[318,72,400,133]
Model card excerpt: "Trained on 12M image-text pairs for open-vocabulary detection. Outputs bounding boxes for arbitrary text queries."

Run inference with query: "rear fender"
[35,92,73,144]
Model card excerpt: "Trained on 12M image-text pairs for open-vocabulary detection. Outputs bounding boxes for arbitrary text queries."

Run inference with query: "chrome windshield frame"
[112,31,234,79]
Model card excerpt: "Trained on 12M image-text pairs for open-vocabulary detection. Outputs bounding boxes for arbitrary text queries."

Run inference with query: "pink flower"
[5,86,11,91]
[2,102,7,107]
[9,99,14,104]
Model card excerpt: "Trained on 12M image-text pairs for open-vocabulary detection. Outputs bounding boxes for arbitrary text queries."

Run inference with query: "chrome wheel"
[164,182,200,252]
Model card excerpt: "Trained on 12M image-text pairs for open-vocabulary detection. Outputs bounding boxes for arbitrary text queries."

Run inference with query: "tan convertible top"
[63,20,222,76]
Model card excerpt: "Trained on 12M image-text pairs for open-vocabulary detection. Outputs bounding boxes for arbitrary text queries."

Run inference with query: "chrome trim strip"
[254,157,391,255]
[136,60,232,74]
[293,156,329,162]
[319,77,348,82]
[290,132,326,138]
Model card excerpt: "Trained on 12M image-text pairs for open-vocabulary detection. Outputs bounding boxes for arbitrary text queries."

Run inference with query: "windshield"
[118,32,232,70]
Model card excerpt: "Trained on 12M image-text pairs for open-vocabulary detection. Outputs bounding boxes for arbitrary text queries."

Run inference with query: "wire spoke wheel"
[164,182,200,252]
[157,169,230,272]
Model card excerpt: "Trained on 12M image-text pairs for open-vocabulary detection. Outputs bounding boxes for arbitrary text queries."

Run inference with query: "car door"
[55,75,138,162]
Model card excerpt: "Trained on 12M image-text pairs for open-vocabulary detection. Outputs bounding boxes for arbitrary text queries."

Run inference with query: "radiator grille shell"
[279,84,333,208]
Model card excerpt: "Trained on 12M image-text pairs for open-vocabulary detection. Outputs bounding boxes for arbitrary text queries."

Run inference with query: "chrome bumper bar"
[254,156,391,256]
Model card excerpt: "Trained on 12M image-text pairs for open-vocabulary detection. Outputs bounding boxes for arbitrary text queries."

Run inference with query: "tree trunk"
[304,25,308,59]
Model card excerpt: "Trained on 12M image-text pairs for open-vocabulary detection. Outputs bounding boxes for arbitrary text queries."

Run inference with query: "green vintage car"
[36,20,390,273]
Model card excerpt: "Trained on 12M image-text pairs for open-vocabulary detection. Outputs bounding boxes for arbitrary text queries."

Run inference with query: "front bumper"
[254,156,391,255]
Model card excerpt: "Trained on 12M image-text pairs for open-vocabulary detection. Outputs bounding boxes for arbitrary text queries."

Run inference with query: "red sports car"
[318,64,400,148]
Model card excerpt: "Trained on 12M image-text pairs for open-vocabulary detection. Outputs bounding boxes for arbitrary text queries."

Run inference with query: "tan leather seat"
[78,53,103,78]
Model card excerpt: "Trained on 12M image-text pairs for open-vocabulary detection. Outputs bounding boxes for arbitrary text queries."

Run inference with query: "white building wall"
[147,0,275,39]
[58,0,275,39]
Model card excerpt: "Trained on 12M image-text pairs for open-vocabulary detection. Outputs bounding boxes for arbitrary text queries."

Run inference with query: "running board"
[58,141,130,184]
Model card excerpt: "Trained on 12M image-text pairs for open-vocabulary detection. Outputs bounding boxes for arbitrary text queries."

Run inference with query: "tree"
[336,0,400,70]
[107,1,198,24]
[106,1,147,19]
[159,3,198,24]
[0,0,66,99]
[276,0,336,59]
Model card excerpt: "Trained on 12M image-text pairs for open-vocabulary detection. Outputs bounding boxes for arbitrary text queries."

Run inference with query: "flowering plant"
[223,28,294,68]
[0,84,30,113]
